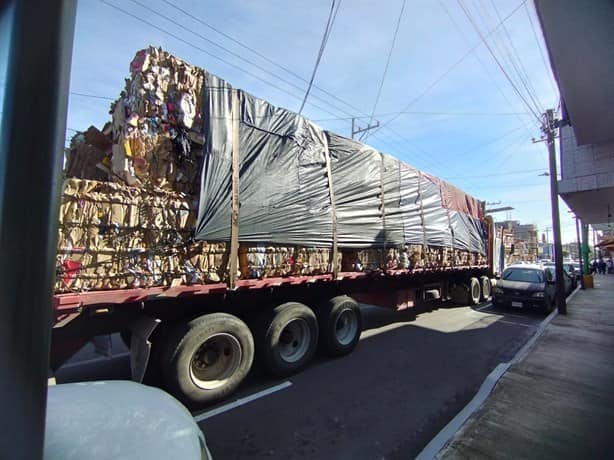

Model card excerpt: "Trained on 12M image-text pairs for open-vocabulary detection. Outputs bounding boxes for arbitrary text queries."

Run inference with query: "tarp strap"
[228,89,240,289]
[418,171,426,249]
[380,152,387,267]
[323,136,338,278]
[443,183,454,267]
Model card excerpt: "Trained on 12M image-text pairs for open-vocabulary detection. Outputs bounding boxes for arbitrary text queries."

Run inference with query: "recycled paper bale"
[107,46,206,193]
[56,47,488,294]
[55,178,225,292]
[65,125,113,181]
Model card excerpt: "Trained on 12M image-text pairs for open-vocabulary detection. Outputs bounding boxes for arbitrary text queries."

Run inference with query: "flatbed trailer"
[50,46,498,406]
[50,259,493,406]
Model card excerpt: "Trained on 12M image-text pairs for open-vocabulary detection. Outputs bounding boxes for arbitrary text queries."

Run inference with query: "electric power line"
[299,0,342,114]
[99,0,349,121]
[485,0,544,115]
[157,0,536,178]
[455,0,542,123]
[368,0,530,140]
[523,1,558,104]
[314,110,530,121]
[468,0,542,117]
[126,0,360,121]
[438,0,537,142]
[71,91,115,101]
[465,182,547,190]
[456,124,524,157]
[443,167,547,180]
[363,0,407,140]
[96,1,453,177]
[162,0,370,118]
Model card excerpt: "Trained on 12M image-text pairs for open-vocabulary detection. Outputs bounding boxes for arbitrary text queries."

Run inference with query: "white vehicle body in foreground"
[45,381,211,460]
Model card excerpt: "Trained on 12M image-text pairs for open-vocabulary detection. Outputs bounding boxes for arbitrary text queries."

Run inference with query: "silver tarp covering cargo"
[196,77,486,255]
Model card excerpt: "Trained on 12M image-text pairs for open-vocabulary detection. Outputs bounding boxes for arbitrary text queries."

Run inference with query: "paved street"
[55,300,548,459]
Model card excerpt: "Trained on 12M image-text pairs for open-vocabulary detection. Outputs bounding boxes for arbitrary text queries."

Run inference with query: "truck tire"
[317,296,362,357]
[479,276,491,301]
[161,313,254,406]
[255,302,318,377]
[468,277,481,305]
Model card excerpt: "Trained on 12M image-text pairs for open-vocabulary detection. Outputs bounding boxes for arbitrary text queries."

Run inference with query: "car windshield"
[502,268,544,283]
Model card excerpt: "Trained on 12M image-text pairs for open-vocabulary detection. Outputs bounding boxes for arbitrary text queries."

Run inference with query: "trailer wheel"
[255,302,318,377]
[468,277,481,305]
[317,296,362,357]
[161,313,254,406]
[479,276,491,301]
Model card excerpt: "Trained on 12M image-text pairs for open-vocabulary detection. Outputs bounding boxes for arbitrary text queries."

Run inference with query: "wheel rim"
[189,333,242,390]
[335,309,358,346]
[472,282,480,300]
[278,318,311,363]
[483,281,490,297]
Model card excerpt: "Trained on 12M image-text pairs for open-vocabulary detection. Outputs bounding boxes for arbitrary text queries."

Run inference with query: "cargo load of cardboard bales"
[56,46,487,293]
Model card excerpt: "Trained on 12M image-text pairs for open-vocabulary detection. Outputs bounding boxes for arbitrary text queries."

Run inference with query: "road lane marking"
[498,311,539,319]
[476,302,493,311]
[193,381,293,423]
[496,319,536,328]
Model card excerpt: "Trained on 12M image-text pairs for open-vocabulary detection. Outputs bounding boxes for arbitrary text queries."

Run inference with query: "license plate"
[511,301,523,308]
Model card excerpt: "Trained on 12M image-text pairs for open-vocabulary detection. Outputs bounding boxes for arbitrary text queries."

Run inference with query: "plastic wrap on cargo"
[197,81,334,246]
[195,79,486,255]
[326,132,404,247]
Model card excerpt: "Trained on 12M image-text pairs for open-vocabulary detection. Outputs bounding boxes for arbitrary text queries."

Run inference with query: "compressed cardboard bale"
[106,46,207,193]
[55,177,226,293]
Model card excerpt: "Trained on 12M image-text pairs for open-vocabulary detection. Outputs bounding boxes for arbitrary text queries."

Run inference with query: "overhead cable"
[162,0,368,117]
[438,0,536,140]
[367,0,529,139]
[99,0,348,120]
[485,0,544,115]
[455,0,542,123]
[298,0,342,114]
[363,0,407,140]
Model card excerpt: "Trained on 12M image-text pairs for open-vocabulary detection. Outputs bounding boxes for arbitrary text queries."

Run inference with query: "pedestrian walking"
[607,258,613,274]
[599,259,607,274]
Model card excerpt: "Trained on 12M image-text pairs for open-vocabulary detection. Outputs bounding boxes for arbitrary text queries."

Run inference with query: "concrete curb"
[415,362,511,460]
[416,286,582,460]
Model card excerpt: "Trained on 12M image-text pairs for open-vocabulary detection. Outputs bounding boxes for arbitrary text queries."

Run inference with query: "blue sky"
[56,0,579,242]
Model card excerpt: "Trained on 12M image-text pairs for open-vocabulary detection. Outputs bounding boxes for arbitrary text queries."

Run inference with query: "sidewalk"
[439,274,614,459]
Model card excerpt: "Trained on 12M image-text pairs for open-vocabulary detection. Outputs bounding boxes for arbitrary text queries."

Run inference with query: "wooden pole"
[229,89,240,289]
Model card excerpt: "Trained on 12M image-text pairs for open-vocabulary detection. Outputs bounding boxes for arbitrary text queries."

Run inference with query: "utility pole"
[351,117,380,140]
[543,109,567,314]
[575,215,584,288]
[544,226,551,259]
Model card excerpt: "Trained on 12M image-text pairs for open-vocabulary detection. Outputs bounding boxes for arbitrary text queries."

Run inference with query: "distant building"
[496,220,538,262]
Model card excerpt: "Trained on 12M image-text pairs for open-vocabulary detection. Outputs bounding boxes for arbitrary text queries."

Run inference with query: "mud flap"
[129,316,161,382]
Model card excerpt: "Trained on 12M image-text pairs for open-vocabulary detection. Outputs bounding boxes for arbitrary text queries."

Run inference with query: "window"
[502,268,544,283]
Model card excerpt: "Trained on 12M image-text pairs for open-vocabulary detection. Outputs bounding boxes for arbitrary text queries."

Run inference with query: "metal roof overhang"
[534,0,614,146]
[560,186,614,226]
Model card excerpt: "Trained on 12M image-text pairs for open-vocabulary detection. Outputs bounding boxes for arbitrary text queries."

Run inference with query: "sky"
[4,0,582,243]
